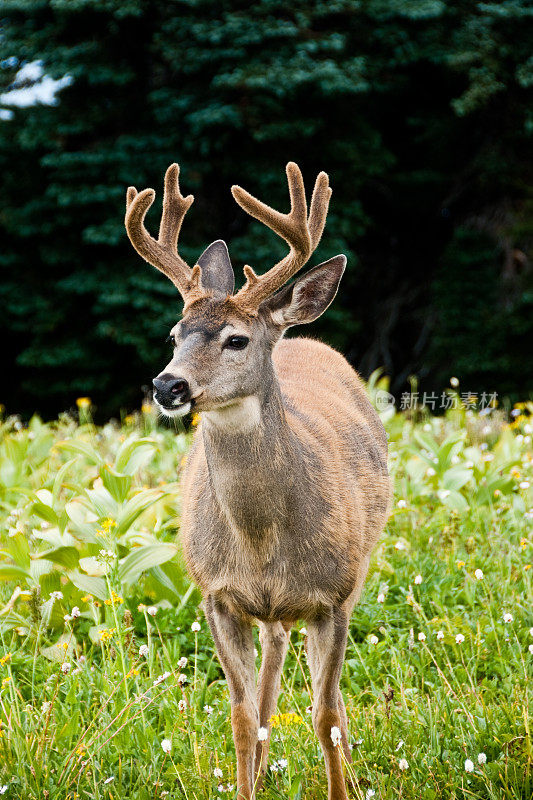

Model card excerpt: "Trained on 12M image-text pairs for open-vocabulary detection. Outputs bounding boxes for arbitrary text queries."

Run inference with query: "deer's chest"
[182,485,353,621]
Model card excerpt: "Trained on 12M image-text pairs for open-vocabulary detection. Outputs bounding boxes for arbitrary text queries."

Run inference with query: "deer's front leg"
[254,621,290,780]
[205,595,258,799]
[307,608,350,800]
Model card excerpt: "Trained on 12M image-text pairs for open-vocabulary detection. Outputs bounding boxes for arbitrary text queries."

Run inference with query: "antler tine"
[125,163,197,299]
[231,162,332,308]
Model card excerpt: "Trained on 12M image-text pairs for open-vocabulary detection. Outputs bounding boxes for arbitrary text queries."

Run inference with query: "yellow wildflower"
[191,413,201,427]
[101,518,116,532]
[520,538,528,550]
[76,397,91,408]
[2,677,11,687]
[124,414,135,425]
[138,603,146,611]
[141,402,152,414]
[81,595,92,603]
[180,455,188,468]
[105,589,124,606]
[456,560,465,569]
[127,667,140,678]
[75,745,86,756]
[524,564,531,571]
[0,653,12,666]
[270,712,303,728]
[99,628,116,643]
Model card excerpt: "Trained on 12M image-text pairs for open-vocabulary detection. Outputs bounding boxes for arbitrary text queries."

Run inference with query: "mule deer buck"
[125,162,391,799]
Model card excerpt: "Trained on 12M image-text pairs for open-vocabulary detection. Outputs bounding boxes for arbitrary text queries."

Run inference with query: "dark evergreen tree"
[0,0,531,418]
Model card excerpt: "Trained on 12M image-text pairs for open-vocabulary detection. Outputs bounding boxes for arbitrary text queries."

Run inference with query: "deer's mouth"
[156,400,191,418]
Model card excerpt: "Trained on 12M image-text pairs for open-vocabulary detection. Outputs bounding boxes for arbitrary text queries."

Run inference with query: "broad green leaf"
[7,531,30,570]
[84,485,118,520]
[442,467,472,491]
[68,572,108,601]
[119,543,178,585]
[52,457,78,503]
[79,556,108,576]
[65,499,98,543]
[41,633,77,662]
[31,501,59,526]
[115,436,158,475]
[0,563,31,581]
[440,490,469,512]
[115,489,166,535]
[100,463,132,503]
[56,439,103,465]
[38,546,80,570]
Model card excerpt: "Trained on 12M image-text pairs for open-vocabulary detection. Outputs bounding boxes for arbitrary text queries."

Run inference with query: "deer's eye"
[166,334,176,347]
[225,335,249,350]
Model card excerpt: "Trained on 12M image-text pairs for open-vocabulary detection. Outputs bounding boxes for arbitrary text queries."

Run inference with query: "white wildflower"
[258,727,268,741]
[177,656,187,668]
[395,739,404,751]
[503,613,513,623]
[474,569,484,580]
[330,726,342,747]
[455,633,465,644]
[139,644,149,658]
[61,662,71,674]
[204,704,214,715]
[438,490,450,501]
[177,673,187,685]
[277,758,288,769]
[161,738,172,753]
[464,758,474,773]
[519,481,530,490]
[394,540,406,550]
[104,776,114,784]
[50,591,63,600]
[528,644,533,655]
[300,627,307,635]
[418,632,426,642]
[426,467,436,477]
[191,621,201,632]
[377,593,385,603]
[64,614,72,622]
[398,757,409,771]
[368,634,379,645]
[214,767,223,778]
[178,698,187,711]
[0,788,7,795]
[477,752,487,764]
[41,701,51,713]
[414,574,423,585]
[366,790,376,799]
[146,606,158,616]
[397,499,407,508]
[71,606,80,618]
[437,630,445,640]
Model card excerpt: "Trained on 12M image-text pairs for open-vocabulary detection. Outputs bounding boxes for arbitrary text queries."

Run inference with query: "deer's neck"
[201,373,294,541]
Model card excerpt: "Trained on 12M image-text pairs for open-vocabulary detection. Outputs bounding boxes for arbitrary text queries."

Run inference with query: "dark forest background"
[1,0,532,420]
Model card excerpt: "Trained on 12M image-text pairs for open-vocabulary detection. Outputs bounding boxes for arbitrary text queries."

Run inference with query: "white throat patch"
[202,396,261,434]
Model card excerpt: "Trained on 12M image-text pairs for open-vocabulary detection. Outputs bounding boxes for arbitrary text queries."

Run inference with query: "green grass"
[0,389,531,800]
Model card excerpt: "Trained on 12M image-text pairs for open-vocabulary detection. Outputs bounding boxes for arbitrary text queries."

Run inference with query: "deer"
[125,161,391,800]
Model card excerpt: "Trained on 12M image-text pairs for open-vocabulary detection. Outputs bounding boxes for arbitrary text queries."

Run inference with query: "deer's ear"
[198,240,235,297]
[262,255,346,328]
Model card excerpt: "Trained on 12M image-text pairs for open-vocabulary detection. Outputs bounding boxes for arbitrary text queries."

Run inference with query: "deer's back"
[274,337,390,548]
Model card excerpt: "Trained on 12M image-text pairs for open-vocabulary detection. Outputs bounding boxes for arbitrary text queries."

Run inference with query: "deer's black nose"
[152,373,190,406]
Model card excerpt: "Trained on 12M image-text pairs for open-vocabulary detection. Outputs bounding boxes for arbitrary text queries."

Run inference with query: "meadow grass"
[0,390,531,799]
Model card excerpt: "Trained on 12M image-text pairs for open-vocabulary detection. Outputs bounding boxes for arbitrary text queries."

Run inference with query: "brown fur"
[125,163,391,800]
